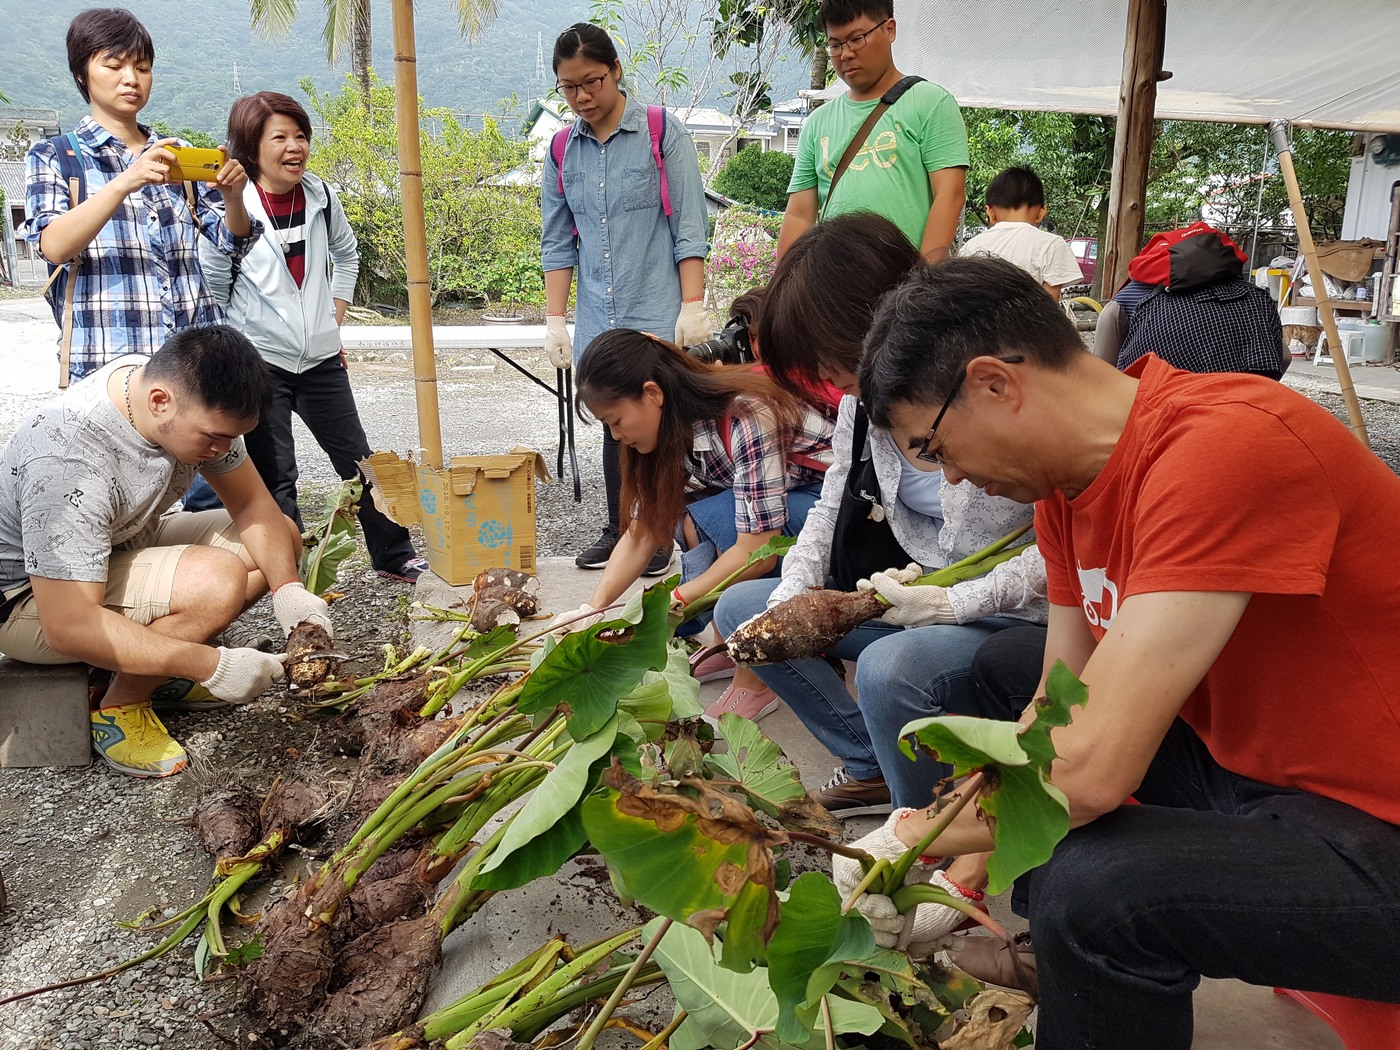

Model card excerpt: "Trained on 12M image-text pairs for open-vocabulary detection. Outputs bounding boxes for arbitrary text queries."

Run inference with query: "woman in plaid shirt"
[24,9,259,382]
[551,329,834,640]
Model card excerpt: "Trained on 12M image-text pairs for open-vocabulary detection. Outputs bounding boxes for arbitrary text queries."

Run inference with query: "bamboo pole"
[1269,120,1369,447]
[391,0,444,468]
[1101,0,1168,296]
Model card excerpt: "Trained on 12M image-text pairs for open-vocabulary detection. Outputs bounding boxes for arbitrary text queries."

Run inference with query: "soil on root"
[261,776,338,842]
[370,716,466,775]
[286,621,338,688]
[191,787,263,863]
[353,676,431,736]
[244,883,341,1026]
[311,913,444,1045]
[333,846,437,949]
[726,587,884,666]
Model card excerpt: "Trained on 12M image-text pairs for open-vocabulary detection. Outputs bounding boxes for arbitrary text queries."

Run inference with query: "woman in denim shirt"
[541,22,711,574]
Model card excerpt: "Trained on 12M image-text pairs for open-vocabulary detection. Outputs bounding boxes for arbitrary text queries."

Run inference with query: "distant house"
[0,107,62,151]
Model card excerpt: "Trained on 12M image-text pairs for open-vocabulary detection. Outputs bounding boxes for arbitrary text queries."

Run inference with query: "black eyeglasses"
[824,18,890,56]
[556,74,609,99]
[916,356,1024,465]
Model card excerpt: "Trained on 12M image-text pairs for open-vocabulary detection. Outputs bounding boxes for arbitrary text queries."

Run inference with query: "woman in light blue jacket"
[200,91,425,583]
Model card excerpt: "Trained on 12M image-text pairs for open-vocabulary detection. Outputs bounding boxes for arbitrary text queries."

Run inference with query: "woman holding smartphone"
[541,22,712,576]
[24,8,255,384]
[199,91,426,584]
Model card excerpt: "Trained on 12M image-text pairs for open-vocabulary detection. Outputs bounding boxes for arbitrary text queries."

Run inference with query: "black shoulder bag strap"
[824,403,915,591]
[820,75,925,220]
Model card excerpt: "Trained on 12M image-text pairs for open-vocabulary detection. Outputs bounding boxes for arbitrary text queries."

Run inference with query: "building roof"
[0,160,25,205]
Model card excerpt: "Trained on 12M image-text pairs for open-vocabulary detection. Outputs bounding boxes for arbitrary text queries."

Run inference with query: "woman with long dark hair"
[542,22,712,575]
[550,330,833,678]
[713,212,1047,815]
[199,91,426,584]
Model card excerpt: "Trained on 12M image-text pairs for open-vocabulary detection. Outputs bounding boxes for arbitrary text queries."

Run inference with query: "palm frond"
[321,0,357,63]
[452,0,501,42]
[249,0,300,39]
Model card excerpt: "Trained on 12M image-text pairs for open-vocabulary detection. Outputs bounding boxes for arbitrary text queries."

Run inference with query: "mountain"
[8,0,813,139]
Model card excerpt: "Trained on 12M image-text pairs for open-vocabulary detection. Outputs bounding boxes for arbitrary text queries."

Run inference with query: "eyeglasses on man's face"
[915,356,1025,465]
[824,18,891,57]
[557,74,610,99]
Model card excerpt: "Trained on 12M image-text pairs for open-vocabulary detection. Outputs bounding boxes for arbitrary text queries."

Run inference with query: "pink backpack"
[550,104,673,219]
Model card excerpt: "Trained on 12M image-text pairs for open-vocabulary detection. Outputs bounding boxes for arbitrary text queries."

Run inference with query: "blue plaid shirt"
[24,117,261,379]
[541,94,709,357]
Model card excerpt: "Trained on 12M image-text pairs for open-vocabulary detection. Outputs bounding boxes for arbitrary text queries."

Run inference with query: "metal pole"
[1270,119,1369,446]
[391,0,444,468]
[1248,127,1269,269]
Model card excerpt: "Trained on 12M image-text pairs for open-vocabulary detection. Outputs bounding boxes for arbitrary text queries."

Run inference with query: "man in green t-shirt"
[776,0,968,264]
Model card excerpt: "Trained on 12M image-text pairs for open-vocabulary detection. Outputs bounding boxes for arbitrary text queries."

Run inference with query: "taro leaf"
[581,766,786,951]
[517,583,672,738]
[657,641,703,720]
[611,715,651,778]
[528,633,556,670]
[469,806,587,891]
[462,623,520,661]
[653,917,883,1050]
[765,873,875,1042]
[472,714,620,888]
[833,949,956,1048]
[705,715,841,838]
[979,763,1071,895]
[666,722,709,779]
[193,929,214,980]
[300,478,363,595]
[1017,659,1088,768]
[897,714,1028,772]
[899,662,1089,895]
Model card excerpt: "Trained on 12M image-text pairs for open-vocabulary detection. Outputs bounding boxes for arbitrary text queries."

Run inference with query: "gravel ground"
[2,298,1399,1048]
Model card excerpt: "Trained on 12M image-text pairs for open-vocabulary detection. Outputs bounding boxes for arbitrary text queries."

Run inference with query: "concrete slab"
[410,560,1345,1048]
[0,658,91,769]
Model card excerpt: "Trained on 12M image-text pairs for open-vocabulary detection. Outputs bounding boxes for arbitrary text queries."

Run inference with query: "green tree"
[713,145,794,211]
[302,73,537,306]
[149,120,221,149]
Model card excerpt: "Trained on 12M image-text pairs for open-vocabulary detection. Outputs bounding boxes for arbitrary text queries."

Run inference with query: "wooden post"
[1271,121,1369,446]
[391,0,444,469]
[1101,0,1167,296]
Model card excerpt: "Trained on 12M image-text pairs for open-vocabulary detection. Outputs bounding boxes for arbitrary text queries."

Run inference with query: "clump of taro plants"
[573,663,1090,1050]
[244,580,699,1042]
[727,524,1033,666]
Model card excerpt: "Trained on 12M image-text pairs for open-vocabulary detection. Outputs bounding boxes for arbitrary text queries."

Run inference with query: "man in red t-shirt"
[838,255,1400,1048]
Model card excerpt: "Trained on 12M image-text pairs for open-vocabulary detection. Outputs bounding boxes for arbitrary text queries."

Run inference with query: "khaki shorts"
[0,510,245,665]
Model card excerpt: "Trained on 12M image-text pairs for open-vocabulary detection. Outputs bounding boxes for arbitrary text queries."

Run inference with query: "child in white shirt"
[961,166,1084,298]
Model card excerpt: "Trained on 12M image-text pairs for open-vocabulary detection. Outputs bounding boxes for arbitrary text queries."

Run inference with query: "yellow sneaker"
[90,704,189,778]
[149,677,233,712]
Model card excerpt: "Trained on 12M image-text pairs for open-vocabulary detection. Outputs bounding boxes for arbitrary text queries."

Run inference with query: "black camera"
[686,313,755,365]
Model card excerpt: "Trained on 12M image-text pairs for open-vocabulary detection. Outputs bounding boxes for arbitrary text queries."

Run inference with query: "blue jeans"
[967,630,1400,1049]
[713,576,1023,808]
[677,484,822,637]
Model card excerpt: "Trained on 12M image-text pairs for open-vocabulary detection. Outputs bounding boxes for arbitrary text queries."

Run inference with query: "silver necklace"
[257,184,300,255]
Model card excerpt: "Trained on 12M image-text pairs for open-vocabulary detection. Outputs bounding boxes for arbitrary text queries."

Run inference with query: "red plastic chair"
[1274,988,1400,1049]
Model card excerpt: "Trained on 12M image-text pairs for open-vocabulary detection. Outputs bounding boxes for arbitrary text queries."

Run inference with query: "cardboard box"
[364,449,551,585]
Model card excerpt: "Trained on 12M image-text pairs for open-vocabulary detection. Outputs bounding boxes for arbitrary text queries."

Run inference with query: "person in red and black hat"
[1095,222,1289,379]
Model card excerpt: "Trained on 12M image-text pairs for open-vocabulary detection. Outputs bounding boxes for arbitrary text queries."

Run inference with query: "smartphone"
[167,145,224,182]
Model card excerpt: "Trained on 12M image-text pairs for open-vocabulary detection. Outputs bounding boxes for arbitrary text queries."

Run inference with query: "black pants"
[967,626,1400,1049]
[603,428,621,532]
[243,356,414,574]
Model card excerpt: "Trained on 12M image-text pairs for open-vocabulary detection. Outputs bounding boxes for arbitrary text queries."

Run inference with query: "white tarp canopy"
[892,0,1400,131]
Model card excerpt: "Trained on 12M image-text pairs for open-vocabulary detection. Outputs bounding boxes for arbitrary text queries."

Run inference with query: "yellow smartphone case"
[168,145,224,182]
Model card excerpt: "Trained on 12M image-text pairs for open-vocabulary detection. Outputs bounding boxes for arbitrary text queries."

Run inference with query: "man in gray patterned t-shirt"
[0,325,334,777]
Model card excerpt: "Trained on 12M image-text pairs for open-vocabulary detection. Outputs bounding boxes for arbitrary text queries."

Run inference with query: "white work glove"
[674,300,713,347]
[864,570,957,627]
[856,563,921,590]
[272,582,333,638]
[201,646,288,703]
[549,603,601,636]
[546,315,573,370]
[831,809,978,951]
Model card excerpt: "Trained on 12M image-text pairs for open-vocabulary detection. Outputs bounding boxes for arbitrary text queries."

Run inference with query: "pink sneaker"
[703,682,779,727]
[689,643,736,683]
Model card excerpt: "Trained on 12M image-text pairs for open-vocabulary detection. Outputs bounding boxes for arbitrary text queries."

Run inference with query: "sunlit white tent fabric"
[888,0,1400,130]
